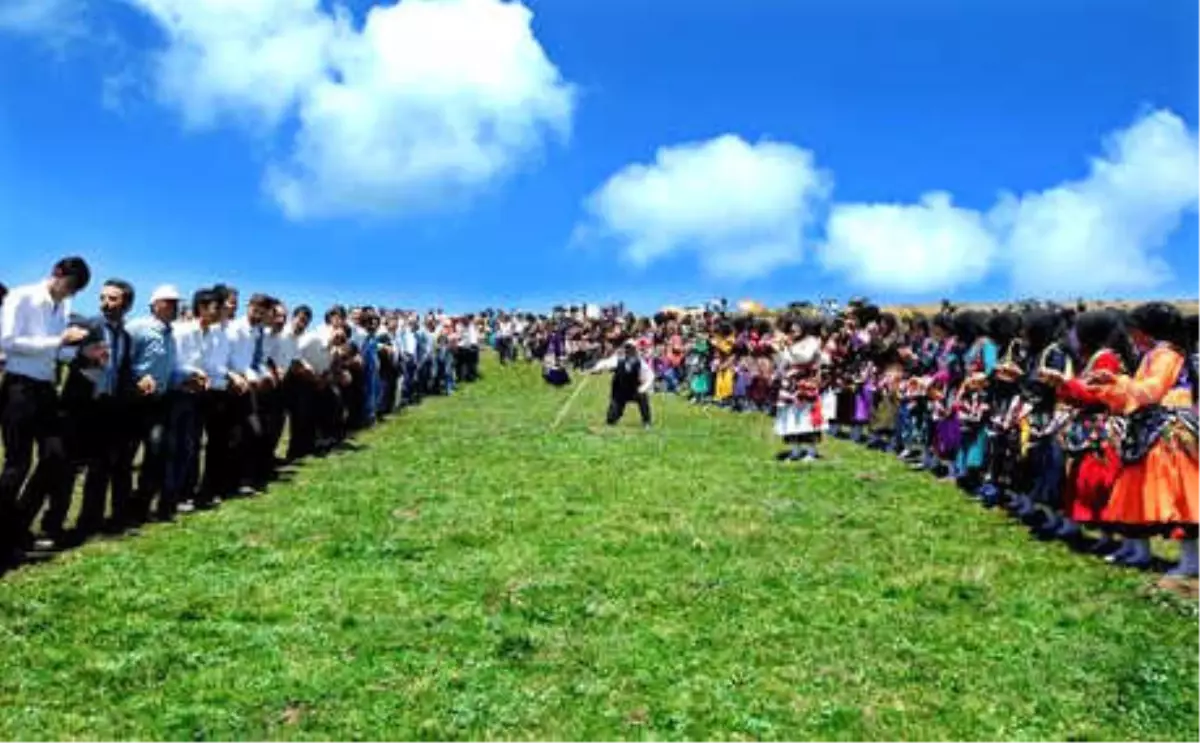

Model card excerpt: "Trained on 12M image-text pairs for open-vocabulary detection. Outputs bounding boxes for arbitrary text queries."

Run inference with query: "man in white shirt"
[260,298,294,470]
[226,292,276,493]
[0,257,94,558]
[175,287,234,510]
[460,314,481,382]
[284,306,320,460]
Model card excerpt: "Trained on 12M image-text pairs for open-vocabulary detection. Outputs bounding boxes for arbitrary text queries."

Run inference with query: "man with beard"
[64,278,138,541]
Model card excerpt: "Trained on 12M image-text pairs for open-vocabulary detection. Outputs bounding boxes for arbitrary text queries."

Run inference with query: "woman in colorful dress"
[952,311,996,489]
[774,322,825,462]
[1053,309,1131,550]
[1019,309,1075,534]
[1060,303,1198,574]
[976,312,1025,506]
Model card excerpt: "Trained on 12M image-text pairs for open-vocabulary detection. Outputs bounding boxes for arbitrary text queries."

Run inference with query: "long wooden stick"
[550,372,593,431]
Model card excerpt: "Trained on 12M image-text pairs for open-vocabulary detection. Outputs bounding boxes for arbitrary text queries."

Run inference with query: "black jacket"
[61,317,134,411]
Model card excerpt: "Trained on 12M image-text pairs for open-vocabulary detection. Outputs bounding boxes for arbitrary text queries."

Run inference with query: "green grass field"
[1,358,1197,741]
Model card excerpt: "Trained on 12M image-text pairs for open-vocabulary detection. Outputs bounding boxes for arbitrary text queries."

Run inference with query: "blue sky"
[1,0,1196,316]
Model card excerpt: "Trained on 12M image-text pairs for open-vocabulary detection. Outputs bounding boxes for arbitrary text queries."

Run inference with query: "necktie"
[104,324,120,395]
[252,327,265,369]
[162,323,174,382]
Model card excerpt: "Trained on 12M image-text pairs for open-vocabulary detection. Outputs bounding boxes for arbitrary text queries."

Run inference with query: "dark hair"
[52,256,91,292]
[1022,309,1065,354]
[1073,309,1136,372]
[952,310,986,344]
[293,305,313,321]
[104,278,135,310]
[1127,302,1184,347]
[193,289,219,314]
[211,284,231,306]
[0,282,8,307]
[1128,302,1195,398]
[932,312,955,335]
[987,311,1022,350]
[1180,314,1200,352]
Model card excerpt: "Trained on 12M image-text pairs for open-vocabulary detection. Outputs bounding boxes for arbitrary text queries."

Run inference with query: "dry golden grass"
[881,298,1198,317]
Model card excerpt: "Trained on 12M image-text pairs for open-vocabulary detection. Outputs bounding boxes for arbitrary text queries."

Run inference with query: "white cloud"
[578,135,832,280]
[0,0,83,42]
[819,191,998,294]
[990,108,1199,296]
[816,109,1197,296]
[121,0,574,218]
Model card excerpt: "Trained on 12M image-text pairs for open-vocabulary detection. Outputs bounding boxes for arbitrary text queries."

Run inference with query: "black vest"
[612,357,642,398]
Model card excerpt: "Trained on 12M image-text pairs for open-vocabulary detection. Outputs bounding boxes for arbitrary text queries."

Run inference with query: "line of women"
[772,301,1198,578]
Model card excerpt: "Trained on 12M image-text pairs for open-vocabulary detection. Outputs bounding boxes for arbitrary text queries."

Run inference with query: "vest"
[612,357,643,398]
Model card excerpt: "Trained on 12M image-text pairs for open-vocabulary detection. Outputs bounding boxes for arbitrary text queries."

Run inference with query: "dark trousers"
[75,397,137,534]
[230,389,268,488]
[285,377,316,460]
[262,384,285,465]
[415,357,433,397]
[132,395,173,519]
[199,390,237,502]
[0,374,73,547]
[606,392,652,426]
[164,393,201,515]
[315,383,345,446]
[379,361,399,415]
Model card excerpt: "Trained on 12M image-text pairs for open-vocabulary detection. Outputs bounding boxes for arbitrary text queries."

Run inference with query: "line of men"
[0,257,484,568]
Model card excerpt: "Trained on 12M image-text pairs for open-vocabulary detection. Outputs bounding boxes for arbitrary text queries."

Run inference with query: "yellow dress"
[714,366,735,401]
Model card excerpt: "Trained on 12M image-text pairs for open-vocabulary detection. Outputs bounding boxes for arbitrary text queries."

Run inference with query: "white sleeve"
[592,354,619,372]
[0,293,60,356]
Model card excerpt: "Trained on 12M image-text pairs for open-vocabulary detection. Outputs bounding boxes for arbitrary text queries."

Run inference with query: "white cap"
[150,284,182,303]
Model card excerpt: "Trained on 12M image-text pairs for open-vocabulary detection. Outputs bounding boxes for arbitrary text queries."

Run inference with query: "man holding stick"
[589,339,654,429]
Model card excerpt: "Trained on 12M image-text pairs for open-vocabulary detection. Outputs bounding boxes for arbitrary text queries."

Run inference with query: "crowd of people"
[0,257,494,570]
[3,266,1197,580]
[519,298,1199,579]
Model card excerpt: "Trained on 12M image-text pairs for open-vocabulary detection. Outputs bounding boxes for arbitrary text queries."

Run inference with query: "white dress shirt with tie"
[226,317,266,383]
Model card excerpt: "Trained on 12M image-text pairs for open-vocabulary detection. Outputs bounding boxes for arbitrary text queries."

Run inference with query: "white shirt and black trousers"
[0,283,76,553]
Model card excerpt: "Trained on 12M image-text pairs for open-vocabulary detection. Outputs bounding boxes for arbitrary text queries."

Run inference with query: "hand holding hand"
[137,375,157,395]
[61,326,90,345]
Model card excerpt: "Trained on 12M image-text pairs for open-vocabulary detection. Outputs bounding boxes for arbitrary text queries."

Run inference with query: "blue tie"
[252,328,264,370]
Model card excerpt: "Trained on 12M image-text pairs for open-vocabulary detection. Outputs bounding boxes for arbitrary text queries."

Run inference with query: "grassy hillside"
[0,358,1196,740]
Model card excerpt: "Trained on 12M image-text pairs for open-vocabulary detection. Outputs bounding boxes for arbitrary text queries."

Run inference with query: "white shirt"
[0,281,75,382]
[592,352,655,394]
[398,327,416,357]
[269,326,300,373]
[462,324,480,348]
[298,326,332,374]
[225,317,263,383]
[174,319,231,391]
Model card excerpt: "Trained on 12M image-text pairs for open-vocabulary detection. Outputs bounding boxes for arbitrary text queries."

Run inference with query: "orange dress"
[1088,344,1198,534]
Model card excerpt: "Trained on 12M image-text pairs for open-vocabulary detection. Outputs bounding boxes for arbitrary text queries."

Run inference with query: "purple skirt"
[854,387,873,424]
[733,371,751,397]
[933,417,962,459]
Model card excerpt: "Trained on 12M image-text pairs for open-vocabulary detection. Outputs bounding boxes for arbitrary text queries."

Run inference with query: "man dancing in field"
[589,339,654,429]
